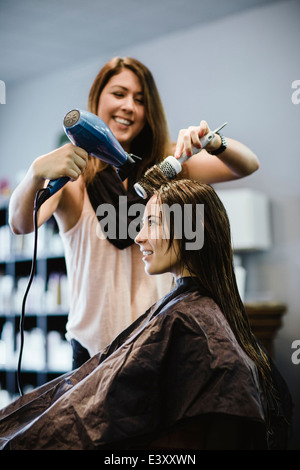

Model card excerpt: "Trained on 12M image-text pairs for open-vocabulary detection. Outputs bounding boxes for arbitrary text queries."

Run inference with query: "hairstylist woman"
[8,57,259,367]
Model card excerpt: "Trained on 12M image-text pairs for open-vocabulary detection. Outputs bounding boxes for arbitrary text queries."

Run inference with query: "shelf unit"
[0,197,71,407]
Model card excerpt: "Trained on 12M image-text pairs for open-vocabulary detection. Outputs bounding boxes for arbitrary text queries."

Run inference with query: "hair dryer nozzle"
[116,153,142,181]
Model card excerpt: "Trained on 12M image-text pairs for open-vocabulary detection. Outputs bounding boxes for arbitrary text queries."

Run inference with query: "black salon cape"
[0,278,267,450]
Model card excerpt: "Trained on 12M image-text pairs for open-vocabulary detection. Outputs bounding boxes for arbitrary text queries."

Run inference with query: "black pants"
[71,339,91,369]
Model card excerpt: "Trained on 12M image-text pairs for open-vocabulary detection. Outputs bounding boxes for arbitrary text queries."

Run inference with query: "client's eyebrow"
[142,214,160,225]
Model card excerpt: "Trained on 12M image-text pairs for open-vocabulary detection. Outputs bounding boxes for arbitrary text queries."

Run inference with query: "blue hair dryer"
[36,109,140,209]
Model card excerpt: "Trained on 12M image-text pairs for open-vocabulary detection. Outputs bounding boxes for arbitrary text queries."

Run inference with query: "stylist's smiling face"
[97,69,146,152]
[135,196,181,277]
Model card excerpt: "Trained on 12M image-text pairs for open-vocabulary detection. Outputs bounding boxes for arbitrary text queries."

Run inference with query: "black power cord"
[17,188,49,396]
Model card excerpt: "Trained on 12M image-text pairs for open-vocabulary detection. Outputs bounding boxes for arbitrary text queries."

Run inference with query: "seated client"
[0,179,291,450]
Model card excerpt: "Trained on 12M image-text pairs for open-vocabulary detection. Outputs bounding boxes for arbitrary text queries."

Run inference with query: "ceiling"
[0,0,281,85]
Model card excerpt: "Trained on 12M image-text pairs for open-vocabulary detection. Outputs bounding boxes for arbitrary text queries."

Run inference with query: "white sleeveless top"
[60,188,173,356]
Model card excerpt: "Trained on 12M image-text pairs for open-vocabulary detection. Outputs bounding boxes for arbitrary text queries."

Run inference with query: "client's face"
[135,196,182,278]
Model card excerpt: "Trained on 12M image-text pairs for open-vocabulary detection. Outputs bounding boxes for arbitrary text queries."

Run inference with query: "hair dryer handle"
[47,176,71,196]
[36,176,70,211]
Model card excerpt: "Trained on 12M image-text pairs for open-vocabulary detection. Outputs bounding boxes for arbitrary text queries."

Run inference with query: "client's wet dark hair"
[148,175,279,428]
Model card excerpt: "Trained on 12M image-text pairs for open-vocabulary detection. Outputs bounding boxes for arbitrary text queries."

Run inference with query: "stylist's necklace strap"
[207,133,227,156]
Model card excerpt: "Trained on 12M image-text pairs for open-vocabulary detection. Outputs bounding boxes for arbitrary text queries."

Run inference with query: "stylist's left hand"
[174,120,220,159]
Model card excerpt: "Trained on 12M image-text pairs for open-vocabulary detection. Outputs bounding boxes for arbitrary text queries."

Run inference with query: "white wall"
[0,0,299,447]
